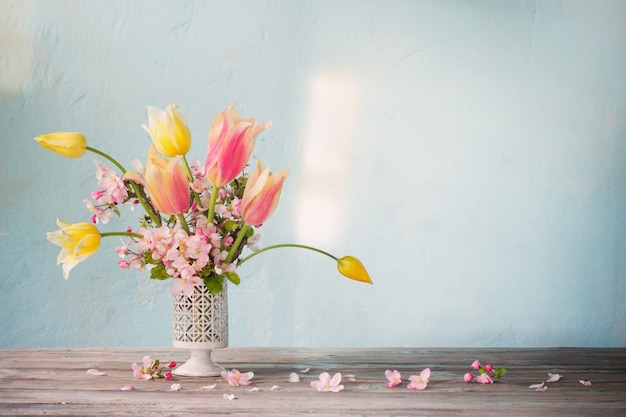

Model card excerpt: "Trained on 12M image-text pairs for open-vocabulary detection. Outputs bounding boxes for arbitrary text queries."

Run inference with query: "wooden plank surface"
[0,347,625,416]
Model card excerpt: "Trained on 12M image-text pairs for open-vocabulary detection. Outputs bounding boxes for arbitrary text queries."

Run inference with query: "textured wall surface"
[1,0,625,348]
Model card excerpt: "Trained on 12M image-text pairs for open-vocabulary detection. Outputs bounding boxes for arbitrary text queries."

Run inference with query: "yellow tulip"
[34,132,87,158]
[142,104,191,157]
[46,219,101,279]
[337,256,373,284]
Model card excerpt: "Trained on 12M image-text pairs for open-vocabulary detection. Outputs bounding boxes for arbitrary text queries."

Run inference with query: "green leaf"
[494,368,507,379]
[150,265,170,280]
[225,271,240,285]
[246,227,254,238]
[224,220,239,231]
[204,275,224,295]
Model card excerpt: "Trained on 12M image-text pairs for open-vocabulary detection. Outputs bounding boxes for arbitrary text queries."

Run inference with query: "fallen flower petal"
[579,380,592,386]
[385,369,402,387]
[86,369,107,376]
[529,382,545,389]
[300,367,311,374]
[311,372,344,392]
[271,385,282,391]
[536,385,548,392]
[221,369,254,386]
[223,393,236,400]
[474,373,494,384]
[120,385,135,391]
[249,387,261,392]
[546,373,562,383]
[289,372,300,382]
[407,368,430,390]
[200,384,217,390]
[345,374,357,382]
[169,383,181,391]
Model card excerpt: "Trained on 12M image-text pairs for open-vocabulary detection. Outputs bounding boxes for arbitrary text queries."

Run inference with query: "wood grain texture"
[0,347,625,416]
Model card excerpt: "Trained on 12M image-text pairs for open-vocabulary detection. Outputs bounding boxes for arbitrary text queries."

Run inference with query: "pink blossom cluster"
[99,157,257,296]
[84,160,137,224]
[464,360,507,384]
[384,368,430,390]
[131,356,176,381]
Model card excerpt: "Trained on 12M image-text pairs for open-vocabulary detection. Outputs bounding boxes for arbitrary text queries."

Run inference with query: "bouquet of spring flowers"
[35,104,372,295]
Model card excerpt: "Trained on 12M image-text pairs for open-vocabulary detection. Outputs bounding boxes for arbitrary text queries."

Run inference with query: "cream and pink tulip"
[204,105,271,187]
[144,145,191,215]
[241,157,289,227]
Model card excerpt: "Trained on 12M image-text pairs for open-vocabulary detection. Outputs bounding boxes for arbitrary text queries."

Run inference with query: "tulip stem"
[225,225,250,264]
[237,243,338,267]
[176,213,190,234]
[206,186,219,223]
[182,156,203,208]
[86,146,161,227]
[100,231,144,239]
[86,146,126,172]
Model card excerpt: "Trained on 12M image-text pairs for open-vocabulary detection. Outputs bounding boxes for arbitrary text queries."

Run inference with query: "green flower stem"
[176,213,190,234]
[87,146,161,226]
[236,243,338,267]
[100,231,144,239]
[225,224,250,264]
[86,146,126,172]
[182,156,203,208]
[206,186,219,223]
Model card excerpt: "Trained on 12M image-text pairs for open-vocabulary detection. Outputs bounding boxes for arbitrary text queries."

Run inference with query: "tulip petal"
[336,256,373,284]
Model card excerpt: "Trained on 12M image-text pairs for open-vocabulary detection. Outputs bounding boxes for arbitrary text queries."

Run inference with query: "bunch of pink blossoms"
[112,160,256,296]
[84,160,138,224]
[464,360,507,384]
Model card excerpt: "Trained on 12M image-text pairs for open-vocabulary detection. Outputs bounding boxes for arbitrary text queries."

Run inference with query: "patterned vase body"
[172,283,227,376]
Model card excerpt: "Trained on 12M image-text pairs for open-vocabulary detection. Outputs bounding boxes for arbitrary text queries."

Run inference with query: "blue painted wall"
[1,0,625,348]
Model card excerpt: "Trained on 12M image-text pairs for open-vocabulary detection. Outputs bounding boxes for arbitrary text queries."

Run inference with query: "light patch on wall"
[296,75,360,246]
[0,2,34,94]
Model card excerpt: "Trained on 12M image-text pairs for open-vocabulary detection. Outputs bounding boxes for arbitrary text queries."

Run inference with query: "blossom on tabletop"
[464,360,507,384]
[384,370,402,387]
[407,368,430,390]
[311,372,344,392]
[36,103,373,294]
[221,369,254,386]
[130,356,176,380]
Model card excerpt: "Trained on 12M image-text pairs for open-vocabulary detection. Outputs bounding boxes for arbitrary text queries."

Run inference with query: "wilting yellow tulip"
[46,219,101,279]
[142,104,191,157]
[34,132,87,158]
[337,256,373,284]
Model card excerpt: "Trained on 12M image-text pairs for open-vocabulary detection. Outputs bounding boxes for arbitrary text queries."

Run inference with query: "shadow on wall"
[296,74,361,248]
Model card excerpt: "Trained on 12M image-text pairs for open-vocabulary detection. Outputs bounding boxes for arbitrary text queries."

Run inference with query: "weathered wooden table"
[0,347,624,416]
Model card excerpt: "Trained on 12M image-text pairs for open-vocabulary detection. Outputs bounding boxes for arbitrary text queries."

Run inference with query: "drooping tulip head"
[144,145,191,215]
[336,256,373,284]
[34,132,87,158]
[46,219,101,279]
[204,105,271,187]
[142,104,191,157]
[241,157,289,227]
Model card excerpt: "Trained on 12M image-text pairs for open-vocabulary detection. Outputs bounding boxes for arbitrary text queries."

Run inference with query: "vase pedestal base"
[173,349,224,377]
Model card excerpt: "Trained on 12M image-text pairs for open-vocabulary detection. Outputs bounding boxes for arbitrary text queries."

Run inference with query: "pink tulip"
[241,157,289,227]
[204,105,271,187]
[144,145,190,215]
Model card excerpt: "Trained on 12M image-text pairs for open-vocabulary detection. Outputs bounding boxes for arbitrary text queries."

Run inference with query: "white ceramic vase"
[172,282,228,376]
